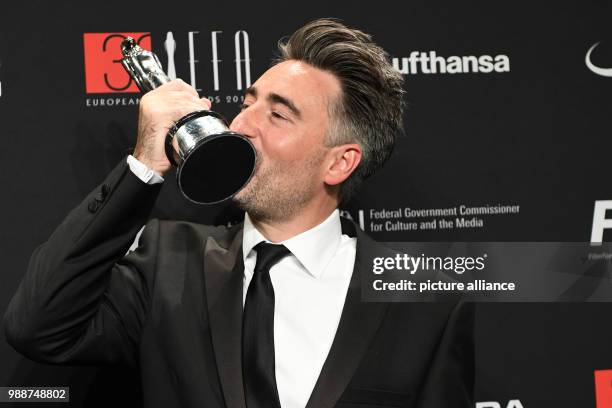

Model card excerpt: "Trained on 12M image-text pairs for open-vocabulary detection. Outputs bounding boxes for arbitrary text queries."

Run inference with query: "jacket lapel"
[305,219,389,408]
[203,226,246,408]
[202,219,389,408]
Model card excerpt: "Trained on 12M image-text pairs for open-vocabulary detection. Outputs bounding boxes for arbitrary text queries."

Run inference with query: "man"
[3,19,473,408]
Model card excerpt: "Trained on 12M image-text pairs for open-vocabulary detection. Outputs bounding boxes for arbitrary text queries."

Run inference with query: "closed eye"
[271,111,286,120]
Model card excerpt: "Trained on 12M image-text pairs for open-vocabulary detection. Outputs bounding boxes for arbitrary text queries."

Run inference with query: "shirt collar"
[242,209,342,279]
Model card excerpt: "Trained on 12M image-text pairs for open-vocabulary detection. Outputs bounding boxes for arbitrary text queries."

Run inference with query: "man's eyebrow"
[243,86,302,119]
[268,93,301,118]
[245,86,257,98]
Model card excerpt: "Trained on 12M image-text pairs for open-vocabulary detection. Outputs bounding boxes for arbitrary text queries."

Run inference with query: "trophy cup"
[120,37,256,204]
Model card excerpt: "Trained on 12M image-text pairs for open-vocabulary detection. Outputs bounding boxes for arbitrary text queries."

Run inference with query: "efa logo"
[83,32,151,93]
[595,370,612,408]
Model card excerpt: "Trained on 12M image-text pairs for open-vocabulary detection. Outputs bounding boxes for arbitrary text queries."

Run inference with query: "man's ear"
[324,143,362,186]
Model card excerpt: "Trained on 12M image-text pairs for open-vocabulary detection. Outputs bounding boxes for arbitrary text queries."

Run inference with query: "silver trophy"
[120,37,256,204]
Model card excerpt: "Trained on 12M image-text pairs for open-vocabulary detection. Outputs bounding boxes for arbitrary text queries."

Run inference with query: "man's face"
[230,60,342,222]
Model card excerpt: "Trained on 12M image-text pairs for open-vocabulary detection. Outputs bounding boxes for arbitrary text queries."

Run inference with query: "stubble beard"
[233,151,325,223]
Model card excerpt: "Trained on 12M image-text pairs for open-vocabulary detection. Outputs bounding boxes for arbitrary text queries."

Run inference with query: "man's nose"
[229,108,259,139]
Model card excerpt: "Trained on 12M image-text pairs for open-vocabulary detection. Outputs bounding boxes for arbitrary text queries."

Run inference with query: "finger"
[162,79,197,96]
[200,97,212,110]
[174,79,200,98]
[172,102,208,120]
[159,79,182,91]
[171,133,180,153]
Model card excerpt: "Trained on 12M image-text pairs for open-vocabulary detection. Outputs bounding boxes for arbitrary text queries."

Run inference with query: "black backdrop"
[2,1,612,407]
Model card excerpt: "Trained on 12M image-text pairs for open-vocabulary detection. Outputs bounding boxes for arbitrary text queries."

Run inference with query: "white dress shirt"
[242,211,356,408]
[127,155,357,408]
[126,155,165,184]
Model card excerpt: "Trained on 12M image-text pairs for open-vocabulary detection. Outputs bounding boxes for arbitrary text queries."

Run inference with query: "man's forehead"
[252,60,341,109]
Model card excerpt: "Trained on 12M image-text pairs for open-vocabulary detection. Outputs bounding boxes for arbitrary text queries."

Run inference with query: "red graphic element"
[83,32,151,94]
[595,370,612,408]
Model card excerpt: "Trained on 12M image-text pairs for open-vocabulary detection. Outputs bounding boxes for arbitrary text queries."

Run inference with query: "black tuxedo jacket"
[3,160,474,408]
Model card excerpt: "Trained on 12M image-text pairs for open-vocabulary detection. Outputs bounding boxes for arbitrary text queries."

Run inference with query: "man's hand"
[133,79,212,175]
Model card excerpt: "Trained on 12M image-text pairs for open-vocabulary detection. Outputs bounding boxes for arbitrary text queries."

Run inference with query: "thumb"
[200,97,212,110]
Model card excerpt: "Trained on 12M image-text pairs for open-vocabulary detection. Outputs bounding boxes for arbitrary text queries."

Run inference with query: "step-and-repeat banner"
[1,1,612,407]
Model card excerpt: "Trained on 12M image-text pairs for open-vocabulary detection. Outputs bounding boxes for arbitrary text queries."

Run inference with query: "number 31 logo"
[83,32,151,94]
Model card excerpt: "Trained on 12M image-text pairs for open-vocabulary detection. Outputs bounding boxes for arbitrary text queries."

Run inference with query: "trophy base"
[177,133,256,204]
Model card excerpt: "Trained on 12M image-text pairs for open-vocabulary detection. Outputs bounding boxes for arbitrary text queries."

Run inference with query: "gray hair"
[275,18,405,202]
